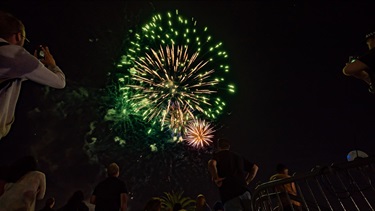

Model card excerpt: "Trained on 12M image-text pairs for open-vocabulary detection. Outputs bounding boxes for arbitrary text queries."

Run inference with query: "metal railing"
[252,157,375,211]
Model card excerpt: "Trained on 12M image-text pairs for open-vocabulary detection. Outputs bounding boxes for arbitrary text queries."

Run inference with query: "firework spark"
[128,44,217,130]
[184,119,215,148]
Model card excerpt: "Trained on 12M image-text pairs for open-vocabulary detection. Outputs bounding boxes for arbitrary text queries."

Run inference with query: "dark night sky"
[1,1,375,210]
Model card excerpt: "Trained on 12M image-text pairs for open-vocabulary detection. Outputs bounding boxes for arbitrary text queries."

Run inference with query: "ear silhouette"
[15,33,21,42]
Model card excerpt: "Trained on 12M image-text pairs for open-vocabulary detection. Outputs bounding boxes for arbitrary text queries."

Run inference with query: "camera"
[36,45,45,60]
[348,56,358,63]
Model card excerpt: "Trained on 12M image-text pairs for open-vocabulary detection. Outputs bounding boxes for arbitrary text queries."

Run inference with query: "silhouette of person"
[343,26,375,93]
[208,138,259,211]
[212,201,224,211]
[58,190,89,211]
[0,10,66,140]
[269,163,302,211]
[143,197,162,211]
[195,194,212,211]
[0,155,46,210]
[90,162,129,211]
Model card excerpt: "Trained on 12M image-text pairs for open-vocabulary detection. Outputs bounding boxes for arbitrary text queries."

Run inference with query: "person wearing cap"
[342,26,375,94]
[208,138,259,211]
[195,194,212,211]
[269,163,302,211]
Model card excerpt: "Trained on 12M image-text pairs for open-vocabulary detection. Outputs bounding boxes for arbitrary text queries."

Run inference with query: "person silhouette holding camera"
[0,10,66,140]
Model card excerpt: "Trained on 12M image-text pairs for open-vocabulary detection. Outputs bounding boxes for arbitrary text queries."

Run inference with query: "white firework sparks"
[128,44,218,131]
[184,119,215,148]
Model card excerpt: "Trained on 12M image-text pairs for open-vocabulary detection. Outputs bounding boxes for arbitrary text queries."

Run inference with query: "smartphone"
[37,45,45,60]
[348,56,357,63]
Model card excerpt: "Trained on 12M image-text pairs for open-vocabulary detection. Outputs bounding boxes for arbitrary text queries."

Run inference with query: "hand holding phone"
[33,45,57,68]
[36,45,45,60]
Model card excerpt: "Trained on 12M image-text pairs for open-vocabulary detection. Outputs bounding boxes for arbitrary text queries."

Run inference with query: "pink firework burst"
[184,119,215,148]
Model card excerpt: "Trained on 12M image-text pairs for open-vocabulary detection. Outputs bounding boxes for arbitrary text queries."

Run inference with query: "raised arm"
[13,46,66,88]
[342,60,372,85]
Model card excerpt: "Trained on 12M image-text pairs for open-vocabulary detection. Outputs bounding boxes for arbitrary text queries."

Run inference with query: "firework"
[128,44,216,128]
[183,119,215,148]
[114,9,234,137]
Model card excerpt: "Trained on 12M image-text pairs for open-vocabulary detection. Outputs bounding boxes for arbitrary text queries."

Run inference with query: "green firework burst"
[113,9,235,141]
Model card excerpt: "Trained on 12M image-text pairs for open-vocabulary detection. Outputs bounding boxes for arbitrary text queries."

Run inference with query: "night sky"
[1,1,375,210]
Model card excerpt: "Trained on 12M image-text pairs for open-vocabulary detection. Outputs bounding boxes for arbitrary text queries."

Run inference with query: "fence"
[252,156,375,211]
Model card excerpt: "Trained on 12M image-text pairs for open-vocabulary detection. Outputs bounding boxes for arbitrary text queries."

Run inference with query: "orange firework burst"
[183,119,215,148]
